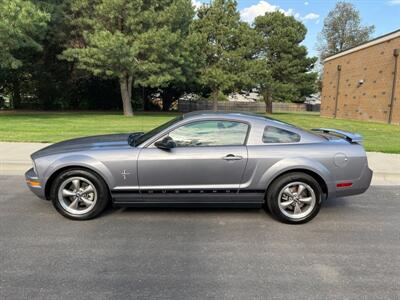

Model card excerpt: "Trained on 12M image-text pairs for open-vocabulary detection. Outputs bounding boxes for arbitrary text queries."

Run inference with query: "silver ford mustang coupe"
[25,111,372,224]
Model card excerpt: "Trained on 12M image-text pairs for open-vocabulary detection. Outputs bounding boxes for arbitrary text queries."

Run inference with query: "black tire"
[50,169,109,220]
[265,172,322,224]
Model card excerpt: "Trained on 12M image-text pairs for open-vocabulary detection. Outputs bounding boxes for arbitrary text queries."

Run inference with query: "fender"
[255,157,334,193]
[42,154,114,191]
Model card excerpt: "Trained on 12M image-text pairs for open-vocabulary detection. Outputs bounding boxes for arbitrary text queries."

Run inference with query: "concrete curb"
[1,142,399,185]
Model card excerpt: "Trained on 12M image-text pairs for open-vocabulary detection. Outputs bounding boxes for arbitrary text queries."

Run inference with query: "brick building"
[321,29,400,124]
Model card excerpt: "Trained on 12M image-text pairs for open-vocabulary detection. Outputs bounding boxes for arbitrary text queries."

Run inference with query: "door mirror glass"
[155,136,176,150]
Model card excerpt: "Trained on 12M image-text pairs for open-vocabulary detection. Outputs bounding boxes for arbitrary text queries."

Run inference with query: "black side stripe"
[111,189,264,194]
[239,190,265,194]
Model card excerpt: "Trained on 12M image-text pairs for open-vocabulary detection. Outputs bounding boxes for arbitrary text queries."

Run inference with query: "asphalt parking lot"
[1,176,400,299]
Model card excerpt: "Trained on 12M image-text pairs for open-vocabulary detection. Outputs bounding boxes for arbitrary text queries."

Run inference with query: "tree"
[191,0,257,110]
[0,0,49,108]
[254,11,317,109]
[318,1,374,60]
[248,59,273,113]
[0,0,49,69]
[61,0,194,116]
[29,0,73,110]
[158,13,206,111]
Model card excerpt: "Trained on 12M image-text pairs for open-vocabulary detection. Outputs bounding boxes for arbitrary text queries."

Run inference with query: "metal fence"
[178,100,320,113]
[178,100,265,112]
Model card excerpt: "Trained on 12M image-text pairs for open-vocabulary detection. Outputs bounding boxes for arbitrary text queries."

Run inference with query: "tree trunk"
[162,92,173,112]
[264,89,273,114]
[143,87,151,111]
[212,89,218,111]
[12,80,22,109]
[119,74,134,116]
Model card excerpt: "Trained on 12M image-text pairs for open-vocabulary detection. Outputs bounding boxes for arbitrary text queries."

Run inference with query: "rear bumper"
[331,165,373,198]
[25,168,46,199]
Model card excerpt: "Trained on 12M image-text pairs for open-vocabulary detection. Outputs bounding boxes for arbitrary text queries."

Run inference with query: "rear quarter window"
[263,126,301,143]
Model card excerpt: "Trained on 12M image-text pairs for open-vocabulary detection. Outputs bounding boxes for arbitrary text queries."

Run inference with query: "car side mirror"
[155,136,176,150]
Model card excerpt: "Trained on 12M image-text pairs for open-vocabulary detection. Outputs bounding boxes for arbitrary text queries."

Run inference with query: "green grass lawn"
[0,111,399,153]
[273,112,400,153]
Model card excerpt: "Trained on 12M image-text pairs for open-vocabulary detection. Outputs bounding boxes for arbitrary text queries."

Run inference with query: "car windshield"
[134,116,183,146]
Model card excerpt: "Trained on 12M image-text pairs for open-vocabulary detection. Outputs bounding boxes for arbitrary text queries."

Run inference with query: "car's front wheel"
[266,172,322,224]
[50,169,109,220]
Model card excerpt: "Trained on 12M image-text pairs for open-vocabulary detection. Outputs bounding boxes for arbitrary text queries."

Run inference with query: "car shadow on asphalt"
[111,206,263,215]
[321,197,349,209]
[106,196,350,217]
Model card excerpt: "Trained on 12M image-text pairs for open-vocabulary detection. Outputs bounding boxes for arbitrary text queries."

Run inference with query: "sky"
[192,0,400,57]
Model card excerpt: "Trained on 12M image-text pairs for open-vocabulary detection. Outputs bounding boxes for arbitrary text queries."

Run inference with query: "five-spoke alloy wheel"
[266,172,322,224]
[277,182,316,220]
[50,169,109,220]
[58,177,98,215]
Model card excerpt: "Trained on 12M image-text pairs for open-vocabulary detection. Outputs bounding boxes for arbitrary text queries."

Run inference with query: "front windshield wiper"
[128,132,144,147]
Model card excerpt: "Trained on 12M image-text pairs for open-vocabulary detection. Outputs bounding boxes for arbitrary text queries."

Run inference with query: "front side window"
[135,116,183,145]
[167,120,249,147]
[263,126,300,143]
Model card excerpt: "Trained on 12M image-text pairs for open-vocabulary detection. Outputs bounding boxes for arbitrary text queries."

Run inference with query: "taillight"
[336,182,353,188]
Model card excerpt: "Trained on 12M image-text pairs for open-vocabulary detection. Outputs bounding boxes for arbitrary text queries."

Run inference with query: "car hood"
[31,133,142,159]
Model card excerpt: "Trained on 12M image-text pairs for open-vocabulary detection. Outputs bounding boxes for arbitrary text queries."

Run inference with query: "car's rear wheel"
[266,172,322,224]
[50,169,109,220]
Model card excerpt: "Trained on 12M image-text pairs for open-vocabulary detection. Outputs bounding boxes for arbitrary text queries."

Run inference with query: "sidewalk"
[0,142,51,176]
[1,142,399,185]
[366,152,400,185]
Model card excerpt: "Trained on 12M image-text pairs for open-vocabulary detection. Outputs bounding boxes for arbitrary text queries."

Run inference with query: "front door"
[137,120,249,202]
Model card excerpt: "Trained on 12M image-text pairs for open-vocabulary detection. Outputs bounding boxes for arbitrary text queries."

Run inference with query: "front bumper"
[25,168,46,199]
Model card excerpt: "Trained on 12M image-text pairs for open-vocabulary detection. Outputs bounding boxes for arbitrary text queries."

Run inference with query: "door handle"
[223,154,243,161]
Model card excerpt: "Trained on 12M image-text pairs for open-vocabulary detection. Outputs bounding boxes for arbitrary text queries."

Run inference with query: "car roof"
[183,110,261,119]
[182,111,294,127]
[181,111,325,143]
